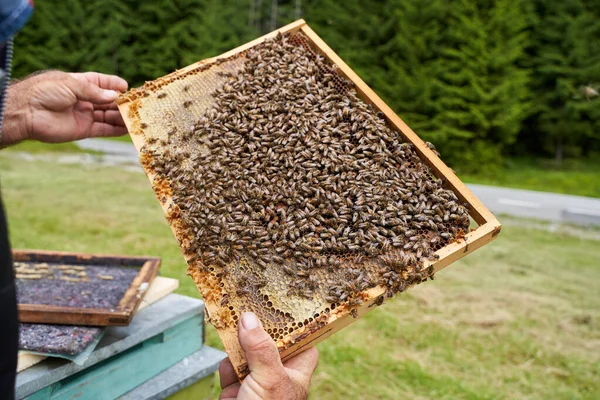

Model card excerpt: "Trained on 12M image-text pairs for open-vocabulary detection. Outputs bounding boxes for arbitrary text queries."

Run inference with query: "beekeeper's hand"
[219,312,318,400]
[1,71,128,146]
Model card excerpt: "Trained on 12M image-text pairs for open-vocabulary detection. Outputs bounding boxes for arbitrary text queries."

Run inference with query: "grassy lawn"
[104,135,133,143]
[460,157,600,198]
[5,140,83,154]
[8,138,600,199]
[1,153,598,399]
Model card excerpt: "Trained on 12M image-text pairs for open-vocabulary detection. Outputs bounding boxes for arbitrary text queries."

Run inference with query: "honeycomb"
[118,28,472,377]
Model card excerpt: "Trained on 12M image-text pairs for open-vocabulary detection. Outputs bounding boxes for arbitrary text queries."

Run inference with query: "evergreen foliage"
[523,0,600,163]
[10,0,600,171]
[14,1,257,86]
[371,0,532,172]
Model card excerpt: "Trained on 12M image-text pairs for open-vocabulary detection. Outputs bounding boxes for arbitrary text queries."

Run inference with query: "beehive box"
[117,19,501,379]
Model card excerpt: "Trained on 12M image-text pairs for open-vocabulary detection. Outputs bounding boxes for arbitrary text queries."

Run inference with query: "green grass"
[105,135,133,143]
[9,139,600,198]
[3,136,131,154]
[461,157,600,198]
[1,154,599,399]
[5,140,83,154]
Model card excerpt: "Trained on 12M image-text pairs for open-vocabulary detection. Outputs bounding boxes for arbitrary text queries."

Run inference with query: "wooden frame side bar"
[429,219,501,273]
[116,258,161,320]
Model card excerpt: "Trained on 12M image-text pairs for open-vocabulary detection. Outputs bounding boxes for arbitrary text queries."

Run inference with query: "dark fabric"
[0,3,31,399]
[0,193,16,400]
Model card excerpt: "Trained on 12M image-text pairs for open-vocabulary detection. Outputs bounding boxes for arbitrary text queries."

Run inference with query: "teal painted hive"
[16,295,220,400]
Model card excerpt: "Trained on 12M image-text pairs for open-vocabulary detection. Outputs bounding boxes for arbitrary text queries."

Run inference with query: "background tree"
[13,0,97,75]
[372,0,533,173]
[302,0,390,85]
[10,0,600,172]
[522,0,600,165]
[14,0,257,87]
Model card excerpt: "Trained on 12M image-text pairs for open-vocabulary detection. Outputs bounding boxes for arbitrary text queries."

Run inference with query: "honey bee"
[149,33,470,309]
[236,286,250,296]
[220,294,230,306]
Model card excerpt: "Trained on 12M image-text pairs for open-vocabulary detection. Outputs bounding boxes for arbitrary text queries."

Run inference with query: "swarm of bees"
[142,33,470,325]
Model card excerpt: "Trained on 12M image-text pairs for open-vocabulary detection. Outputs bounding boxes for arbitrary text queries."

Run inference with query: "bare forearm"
[1,82,30,147]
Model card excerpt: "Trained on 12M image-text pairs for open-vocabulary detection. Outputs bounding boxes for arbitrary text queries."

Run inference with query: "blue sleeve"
[0,0,33,43]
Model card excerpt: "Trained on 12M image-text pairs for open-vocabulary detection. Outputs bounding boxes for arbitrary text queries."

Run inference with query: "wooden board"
[17,276,179,372]
[14,249,160,326]
[117,19,501,379]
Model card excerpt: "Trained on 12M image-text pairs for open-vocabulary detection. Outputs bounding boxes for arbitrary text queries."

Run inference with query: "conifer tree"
[126,0,257,86]
[11,0,599,168]
[13,1,96,77]
[86,0,132,76]
[524,0,600,164]
[13,0,257,87]
[375,0,532,172]
[303,0,390,84]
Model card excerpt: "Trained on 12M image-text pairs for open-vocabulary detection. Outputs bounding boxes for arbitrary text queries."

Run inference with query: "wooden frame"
[118,19,501,378]
[15,249,161,326]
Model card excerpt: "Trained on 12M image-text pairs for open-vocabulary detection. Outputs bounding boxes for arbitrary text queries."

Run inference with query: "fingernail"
[102,90,118,100]
[241,312,259,330]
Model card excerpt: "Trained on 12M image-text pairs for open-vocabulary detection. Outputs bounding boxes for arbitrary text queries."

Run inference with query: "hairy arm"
[1,71,128,146]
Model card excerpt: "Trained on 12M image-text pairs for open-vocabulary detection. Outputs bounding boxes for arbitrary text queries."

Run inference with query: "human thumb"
[66,76,119,104]
[238,312,287,389]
